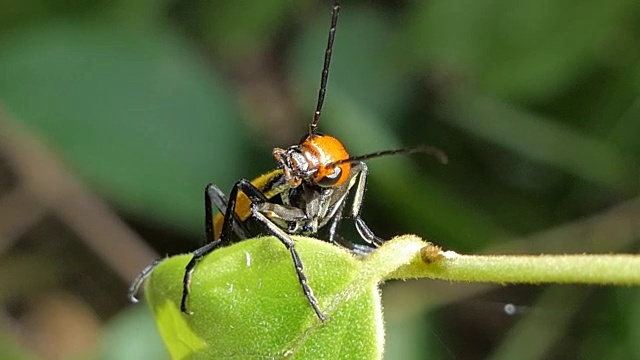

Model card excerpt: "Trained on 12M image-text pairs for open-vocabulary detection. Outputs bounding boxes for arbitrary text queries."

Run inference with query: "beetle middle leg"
[326,195,375,256]
[349,162,385,247]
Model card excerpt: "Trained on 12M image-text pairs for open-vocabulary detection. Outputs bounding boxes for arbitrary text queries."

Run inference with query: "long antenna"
[329,146,449,166]
[310,0,340,135]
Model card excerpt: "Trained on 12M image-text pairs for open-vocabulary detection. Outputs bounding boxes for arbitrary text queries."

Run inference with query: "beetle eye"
[317,166,342,187]
[289,152,308,172]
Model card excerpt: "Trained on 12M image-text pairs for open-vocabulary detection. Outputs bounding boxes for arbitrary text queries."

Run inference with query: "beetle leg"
[181,179,268,314]
[215,181,325,321]
[251,208,325,322]
[127,259,162,303]
[324,186,375,255]
[349,162,384,247]
[206,183,250,241]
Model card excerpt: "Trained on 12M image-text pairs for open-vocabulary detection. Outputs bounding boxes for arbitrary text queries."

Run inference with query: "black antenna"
[310,0,340,135]
[330,146,449,166]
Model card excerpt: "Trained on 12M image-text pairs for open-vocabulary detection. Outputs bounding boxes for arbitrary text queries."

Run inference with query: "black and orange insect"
[129,0,446,322]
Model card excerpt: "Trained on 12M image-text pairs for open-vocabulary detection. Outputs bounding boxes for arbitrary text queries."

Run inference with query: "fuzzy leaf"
[145,236,390,360]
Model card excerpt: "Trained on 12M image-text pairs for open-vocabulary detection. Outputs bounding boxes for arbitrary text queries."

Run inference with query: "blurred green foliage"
[0,331,36,360]
[0,0,639,359]
[97,306,168,360]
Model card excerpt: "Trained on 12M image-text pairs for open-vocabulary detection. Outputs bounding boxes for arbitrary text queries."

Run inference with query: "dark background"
[0,0,639,359]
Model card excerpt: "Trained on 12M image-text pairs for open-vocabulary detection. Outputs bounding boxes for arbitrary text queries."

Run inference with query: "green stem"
[385,235,640,286]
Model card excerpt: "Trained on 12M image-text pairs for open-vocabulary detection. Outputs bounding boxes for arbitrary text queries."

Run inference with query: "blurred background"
[0,0,639,359]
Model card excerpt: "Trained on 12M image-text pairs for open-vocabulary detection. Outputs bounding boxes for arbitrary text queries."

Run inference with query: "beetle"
[129,0,446,322]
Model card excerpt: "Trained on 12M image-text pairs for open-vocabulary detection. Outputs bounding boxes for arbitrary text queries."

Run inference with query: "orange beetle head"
[273,134,352,188]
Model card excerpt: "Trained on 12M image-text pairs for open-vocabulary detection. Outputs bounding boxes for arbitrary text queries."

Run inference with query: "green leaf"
[403,0,631,101]
[0,20,245,231]
[98,306,169,360]
[0,330,36,360]
[201,0,294,59]
[145,236,386,360]
[446,95,636,191]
